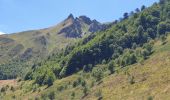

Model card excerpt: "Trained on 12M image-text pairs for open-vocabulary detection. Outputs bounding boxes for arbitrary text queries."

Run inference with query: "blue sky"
[0,0,159,34]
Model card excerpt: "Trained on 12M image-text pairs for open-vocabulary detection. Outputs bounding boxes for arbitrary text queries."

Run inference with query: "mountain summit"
[57,14,106,38]
[0,14,107,75]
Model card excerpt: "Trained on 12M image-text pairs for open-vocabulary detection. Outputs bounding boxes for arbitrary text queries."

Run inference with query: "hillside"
[24,0,170,85]
[1,33,170,100]
[0,14,106,79]
[0,0,170,100]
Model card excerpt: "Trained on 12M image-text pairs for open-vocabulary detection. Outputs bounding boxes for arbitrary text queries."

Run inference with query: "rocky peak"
[58,14,107,38]
[78,16,92,25]
[66,13,74,21]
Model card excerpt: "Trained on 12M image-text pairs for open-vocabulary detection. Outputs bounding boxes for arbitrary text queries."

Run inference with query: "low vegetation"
[0,0,170,100]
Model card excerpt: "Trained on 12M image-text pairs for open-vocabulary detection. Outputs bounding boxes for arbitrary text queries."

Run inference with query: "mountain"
[1,0,170,100]
[57,14,107,38]
[0,14,107,79]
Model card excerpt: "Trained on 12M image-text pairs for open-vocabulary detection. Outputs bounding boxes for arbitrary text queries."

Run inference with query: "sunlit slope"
[2,35,170,100]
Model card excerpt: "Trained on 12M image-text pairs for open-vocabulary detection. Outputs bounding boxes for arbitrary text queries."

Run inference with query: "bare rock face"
[58,14,107,38]
[20,48,33,60]
[34,35,48,46]
[89,20,103,33]
[79,16,92,25]
[8,44,24,57]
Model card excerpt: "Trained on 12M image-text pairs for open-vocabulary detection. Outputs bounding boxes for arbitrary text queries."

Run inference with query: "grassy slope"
[2,34,170,100]
[87,40,170,100]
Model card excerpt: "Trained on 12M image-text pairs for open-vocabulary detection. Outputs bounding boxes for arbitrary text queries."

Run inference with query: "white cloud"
[0,31,6,35]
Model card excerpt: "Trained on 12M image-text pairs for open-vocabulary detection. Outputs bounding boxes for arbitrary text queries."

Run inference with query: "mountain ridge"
[0,14,107,79]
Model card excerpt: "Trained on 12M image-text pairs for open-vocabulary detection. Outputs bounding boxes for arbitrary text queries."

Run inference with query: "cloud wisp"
[0,31,6,35]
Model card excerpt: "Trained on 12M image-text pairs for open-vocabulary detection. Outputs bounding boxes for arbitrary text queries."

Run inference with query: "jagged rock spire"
[67,13,74,20]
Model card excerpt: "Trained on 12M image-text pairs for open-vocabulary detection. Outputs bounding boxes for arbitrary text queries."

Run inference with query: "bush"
[35,69,56,86]
[24,71,33,80]
[102,59,107,64]
[83,86,89,97]
[108,61,115,74]
[45,70,56,86]
[71,92,75,99]
[147,96,153,100]
[41,94,48,100]
[48,91,55,100]
[1,87,6,93]
[10,86,15,92]
[57,85,64,91]
[81,80,86,87]
[95,89,103,100]
[128,75,135,85]
[92,68,104,83]
[160,35,167,45]
[83,64,93,73]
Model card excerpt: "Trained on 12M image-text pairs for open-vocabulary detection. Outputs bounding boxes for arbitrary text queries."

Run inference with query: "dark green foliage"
[0,60,29,80]
[117,49,137,67]
[83,86,89,97]
[1,87,6,93]
[71,92,75,99]
[147,28,156,38]
[24,0,170,86]
[128,75,135,85]
[81,80,87,87]
[95,89,103,100]
[123,12,129,19]
[52,65,61,79]
[147,96,153,100]
[24,71,32,80]
[10,86,15,92]
[159,0,165,5]
[72,77,82,87]
[135,8,140,13]
[48,91,55,100]
[143,43,153,55]
[102,59,107,64]
[160,35,167,45]
[35,68,55,86]
[92,68,103,82]
[83,64,93,73]
[57,85,64,91]
[141,5,146,11]
[108,61,115,74]
[43,70,56,86]
[157,22,167,35]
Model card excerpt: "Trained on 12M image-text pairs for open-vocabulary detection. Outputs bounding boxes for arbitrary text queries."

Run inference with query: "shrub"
[160,35,167,45]
[48,91,55,100]
[1,87,6,93]
[95,89,103,100]
[92,68,103,83]
[147,96,153,100]
[71,92,75,99]
[41,94,48,100]
[81,80,86,87]
[102,59,107,64]
[57,85,64,91]
[83,64,93,73]
[39,69,56,86]
[10,86,15,92]
[83,86,89,97]
[108,61,115,74]
[128,75,135,84]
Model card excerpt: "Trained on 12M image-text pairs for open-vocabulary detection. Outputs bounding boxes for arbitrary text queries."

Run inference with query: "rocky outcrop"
[8,44,24,57]
[34,35,48,46]
[58,14,107,38]
[79,16,92,25]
